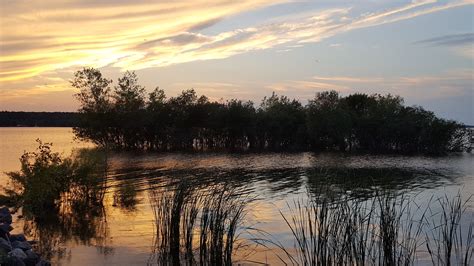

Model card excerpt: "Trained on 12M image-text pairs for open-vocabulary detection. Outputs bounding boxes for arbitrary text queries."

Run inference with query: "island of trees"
[71,68,466,154]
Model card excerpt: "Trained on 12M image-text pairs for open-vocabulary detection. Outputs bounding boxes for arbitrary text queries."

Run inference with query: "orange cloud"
[0,0,471,100]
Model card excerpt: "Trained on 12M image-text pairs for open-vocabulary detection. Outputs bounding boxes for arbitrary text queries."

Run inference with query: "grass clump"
[149,180,248,265]
[425,193,473,266]
[255,190,472,266]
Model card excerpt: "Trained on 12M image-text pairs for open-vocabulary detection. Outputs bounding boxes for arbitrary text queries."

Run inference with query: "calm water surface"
[0,128,473,265]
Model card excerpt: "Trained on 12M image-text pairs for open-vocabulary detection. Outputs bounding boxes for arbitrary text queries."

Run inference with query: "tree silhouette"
[72,68,466,154]
[72,68,113,146]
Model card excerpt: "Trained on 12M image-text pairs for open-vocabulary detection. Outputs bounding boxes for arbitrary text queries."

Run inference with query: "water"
[0,128,473,265]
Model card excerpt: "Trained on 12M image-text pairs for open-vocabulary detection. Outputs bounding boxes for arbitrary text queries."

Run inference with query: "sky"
[0,0,473,124]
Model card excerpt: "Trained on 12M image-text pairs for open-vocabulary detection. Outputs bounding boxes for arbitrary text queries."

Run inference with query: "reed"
[149,178,472,265]
[275,196,380,265]
[425,192,473,266]
[260,191,469,266]
[149,180,195,265]
[375,193,426,265]
[149,180,248,265]
[199,186,247,265]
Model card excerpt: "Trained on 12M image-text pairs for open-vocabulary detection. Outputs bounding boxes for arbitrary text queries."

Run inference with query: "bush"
[4,139,106,215]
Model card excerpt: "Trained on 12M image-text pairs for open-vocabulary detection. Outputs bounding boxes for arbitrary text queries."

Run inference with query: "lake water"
[0,128,473,265]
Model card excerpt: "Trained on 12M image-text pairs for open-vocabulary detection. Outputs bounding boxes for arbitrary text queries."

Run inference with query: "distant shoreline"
[0,111,79,127]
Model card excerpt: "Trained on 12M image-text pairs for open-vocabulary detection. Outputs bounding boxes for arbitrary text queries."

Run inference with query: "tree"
[114,71,146,112]
[71,67,113,146]
[146,88,168,150]
[224,100,256,150]
[112,71,147,149]
[259,93,306,150]
[167,89,198,150]
[306,91,351,151]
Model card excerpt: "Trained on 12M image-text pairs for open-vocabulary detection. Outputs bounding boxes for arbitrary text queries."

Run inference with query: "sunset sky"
[1,0,473,124]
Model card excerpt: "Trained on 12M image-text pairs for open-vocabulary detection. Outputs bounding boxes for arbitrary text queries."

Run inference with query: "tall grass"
[149,181,192,265]
[149,180,248,265]
[199,187,246,265]
[375,194,426,266]
[425,192,473,266]
[273,197,381,265]
[256,190,472,266]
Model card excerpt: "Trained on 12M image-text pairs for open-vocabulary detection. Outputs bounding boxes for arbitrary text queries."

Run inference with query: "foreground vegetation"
[148,178,473,265]
[0,142,110,264]
[72,68,467,155]
[149,182,248,265]
[256,192,473,266]
[1,140,107,216]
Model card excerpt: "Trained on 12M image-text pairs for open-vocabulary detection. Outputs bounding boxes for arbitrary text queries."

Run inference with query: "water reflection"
[23,199,112,263]
[108,165,457,203]
[113,179,140,211]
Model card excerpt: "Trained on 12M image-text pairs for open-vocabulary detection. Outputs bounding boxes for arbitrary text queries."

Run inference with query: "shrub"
[4,139,106,215]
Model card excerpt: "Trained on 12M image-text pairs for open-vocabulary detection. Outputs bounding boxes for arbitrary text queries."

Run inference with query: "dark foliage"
[3,140,107,215]
[71,68,467,154]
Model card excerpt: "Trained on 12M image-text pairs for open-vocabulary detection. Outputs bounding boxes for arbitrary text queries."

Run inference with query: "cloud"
[414,32,474,59]
[415,33,474,46]
[1,0,286,82]
[267,69,474,100]
[0,0,472,96]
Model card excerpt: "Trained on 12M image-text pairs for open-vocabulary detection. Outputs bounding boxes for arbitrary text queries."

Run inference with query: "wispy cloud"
[414,32,474,59]
[1,0,286,83]
[415,33,474,46]
[1,0,471,87]
[267,69,474,100]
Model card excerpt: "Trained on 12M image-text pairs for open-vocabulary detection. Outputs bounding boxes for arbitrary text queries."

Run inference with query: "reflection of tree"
[111,163,452,205]
[304,167,449,201]
[23,198,112,261]
[113,179,140,211]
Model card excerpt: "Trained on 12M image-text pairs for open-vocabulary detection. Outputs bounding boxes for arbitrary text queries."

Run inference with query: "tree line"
[72,68,467,154]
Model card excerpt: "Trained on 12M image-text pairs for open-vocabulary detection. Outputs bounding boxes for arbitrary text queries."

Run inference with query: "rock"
[25,249,39,260]
[0,208,48,266]
[0,212,12,224]
[0,223,13,234]
[8,256,26,266]
[0,207,9,215]
[9,248,27,260]
[24,250,40,265]
[0,246,7,256]
[12,240,32,251]
[35,259,51,266]
[10,234,27,242]
[0,237,12,252]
